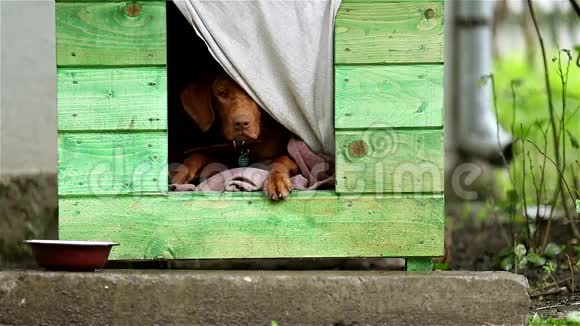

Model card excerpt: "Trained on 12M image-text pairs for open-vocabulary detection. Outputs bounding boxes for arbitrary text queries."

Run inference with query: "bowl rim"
[25,240,119,246]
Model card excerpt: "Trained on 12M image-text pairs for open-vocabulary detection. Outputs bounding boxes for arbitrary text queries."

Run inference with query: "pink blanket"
[171,138,334,192]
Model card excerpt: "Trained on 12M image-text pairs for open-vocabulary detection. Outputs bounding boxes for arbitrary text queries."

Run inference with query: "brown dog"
[170,73,298,200]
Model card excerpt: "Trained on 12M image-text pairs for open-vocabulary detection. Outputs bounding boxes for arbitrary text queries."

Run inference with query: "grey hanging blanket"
[173,0,342,154]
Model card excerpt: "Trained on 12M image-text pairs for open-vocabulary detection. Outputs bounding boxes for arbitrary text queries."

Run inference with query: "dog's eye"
[217,89,228,97]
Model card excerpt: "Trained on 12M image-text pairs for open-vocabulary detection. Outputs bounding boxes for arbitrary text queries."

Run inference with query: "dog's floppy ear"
[180,77,215,133]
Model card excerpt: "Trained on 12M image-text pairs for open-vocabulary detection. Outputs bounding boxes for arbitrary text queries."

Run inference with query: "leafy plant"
[491,1,580,277]
[498,243,561,273]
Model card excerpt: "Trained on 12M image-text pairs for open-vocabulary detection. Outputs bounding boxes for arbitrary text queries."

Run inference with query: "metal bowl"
[25,240,119,271]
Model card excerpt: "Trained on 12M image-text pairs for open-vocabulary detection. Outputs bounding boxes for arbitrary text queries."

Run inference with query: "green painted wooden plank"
[335,65,443,128]
[56,2,166,66]
[59,192,444,259]
[405,257,433,271]
[58,132,167,195]
[58,67,167,131]
[336,129,443,193]
[335,2,444,64]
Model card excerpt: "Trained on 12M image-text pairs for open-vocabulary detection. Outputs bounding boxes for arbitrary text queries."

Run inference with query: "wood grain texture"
[405,257,433,271]
[335,1,444,64]
[335,65,443,128]
[56,2,166,66]
[59,192,444,259]
[58,132,167,195]
[336,129,444,193]
[58,67,167,131]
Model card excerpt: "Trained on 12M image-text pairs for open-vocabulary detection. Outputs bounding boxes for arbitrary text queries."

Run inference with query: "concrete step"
[0,270,529,325]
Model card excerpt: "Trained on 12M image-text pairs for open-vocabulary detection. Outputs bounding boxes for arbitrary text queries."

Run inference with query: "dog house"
[56,0,444,271]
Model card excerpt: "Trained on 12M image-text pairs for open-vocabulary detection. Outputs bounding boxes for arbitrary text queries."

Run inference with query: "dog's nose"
[233,116,252,130]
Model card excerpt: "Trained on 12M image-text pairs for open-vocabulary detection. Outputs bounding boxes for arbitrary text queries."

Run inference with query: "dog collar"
[233,140,250,167]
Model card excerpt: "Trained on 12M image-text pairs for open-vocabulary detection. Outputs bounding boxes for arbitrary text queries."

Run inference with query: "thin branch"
[510,80,519,189]
[528,151,541,248]
[542,191,560,252]
[522,139,576,202]
[511,81,518,140]
[527,0,575,232]
[490,75,517,247]
[535,124,550,246]
[490,75,510,168]
[566,254,575,295]
[557,49,572,173]
[521,124,532,245]
[568,0,580,18]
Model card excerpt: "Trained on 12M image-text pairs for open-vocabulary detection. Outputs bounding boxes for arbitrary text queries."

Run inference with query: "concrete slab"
[0,270,529,325]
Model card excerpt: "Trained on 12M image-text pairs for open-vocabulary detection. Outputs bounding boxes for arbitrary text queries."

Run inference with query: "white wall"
[0,0,56,174]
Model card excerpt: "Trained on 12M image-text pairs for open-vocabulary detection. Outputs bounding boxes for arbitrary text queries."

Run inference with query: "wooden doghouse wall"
[335,0,444,194]
[56,1,168,196]
[334,0,445,269]
[57,0,444,265]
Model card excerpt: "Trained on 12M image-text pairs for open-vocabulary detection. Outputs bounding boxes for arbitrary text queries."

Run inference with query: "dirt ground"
[447,206,580,319]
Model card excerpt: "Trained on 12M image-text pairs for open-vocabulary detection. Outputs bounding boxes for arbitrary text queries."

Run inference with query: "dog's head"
[180,74,261,141]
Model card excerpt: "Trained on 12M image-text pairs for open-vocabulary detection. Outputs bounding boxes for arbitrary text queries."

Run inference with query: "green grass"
[493,50,580,207]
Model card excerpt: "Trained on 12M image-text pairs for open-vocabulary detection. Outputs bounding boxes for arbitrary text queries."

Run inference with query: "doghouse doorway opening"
[167,1,334,198]
[167,1,220,170]
[167,1,335,194]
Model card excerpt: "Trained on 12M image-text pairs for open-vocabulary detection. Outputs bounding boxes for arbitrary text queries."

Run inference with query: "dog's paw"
[263,172,293,200]
[169,164,193,185]
[169,184,196,192]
